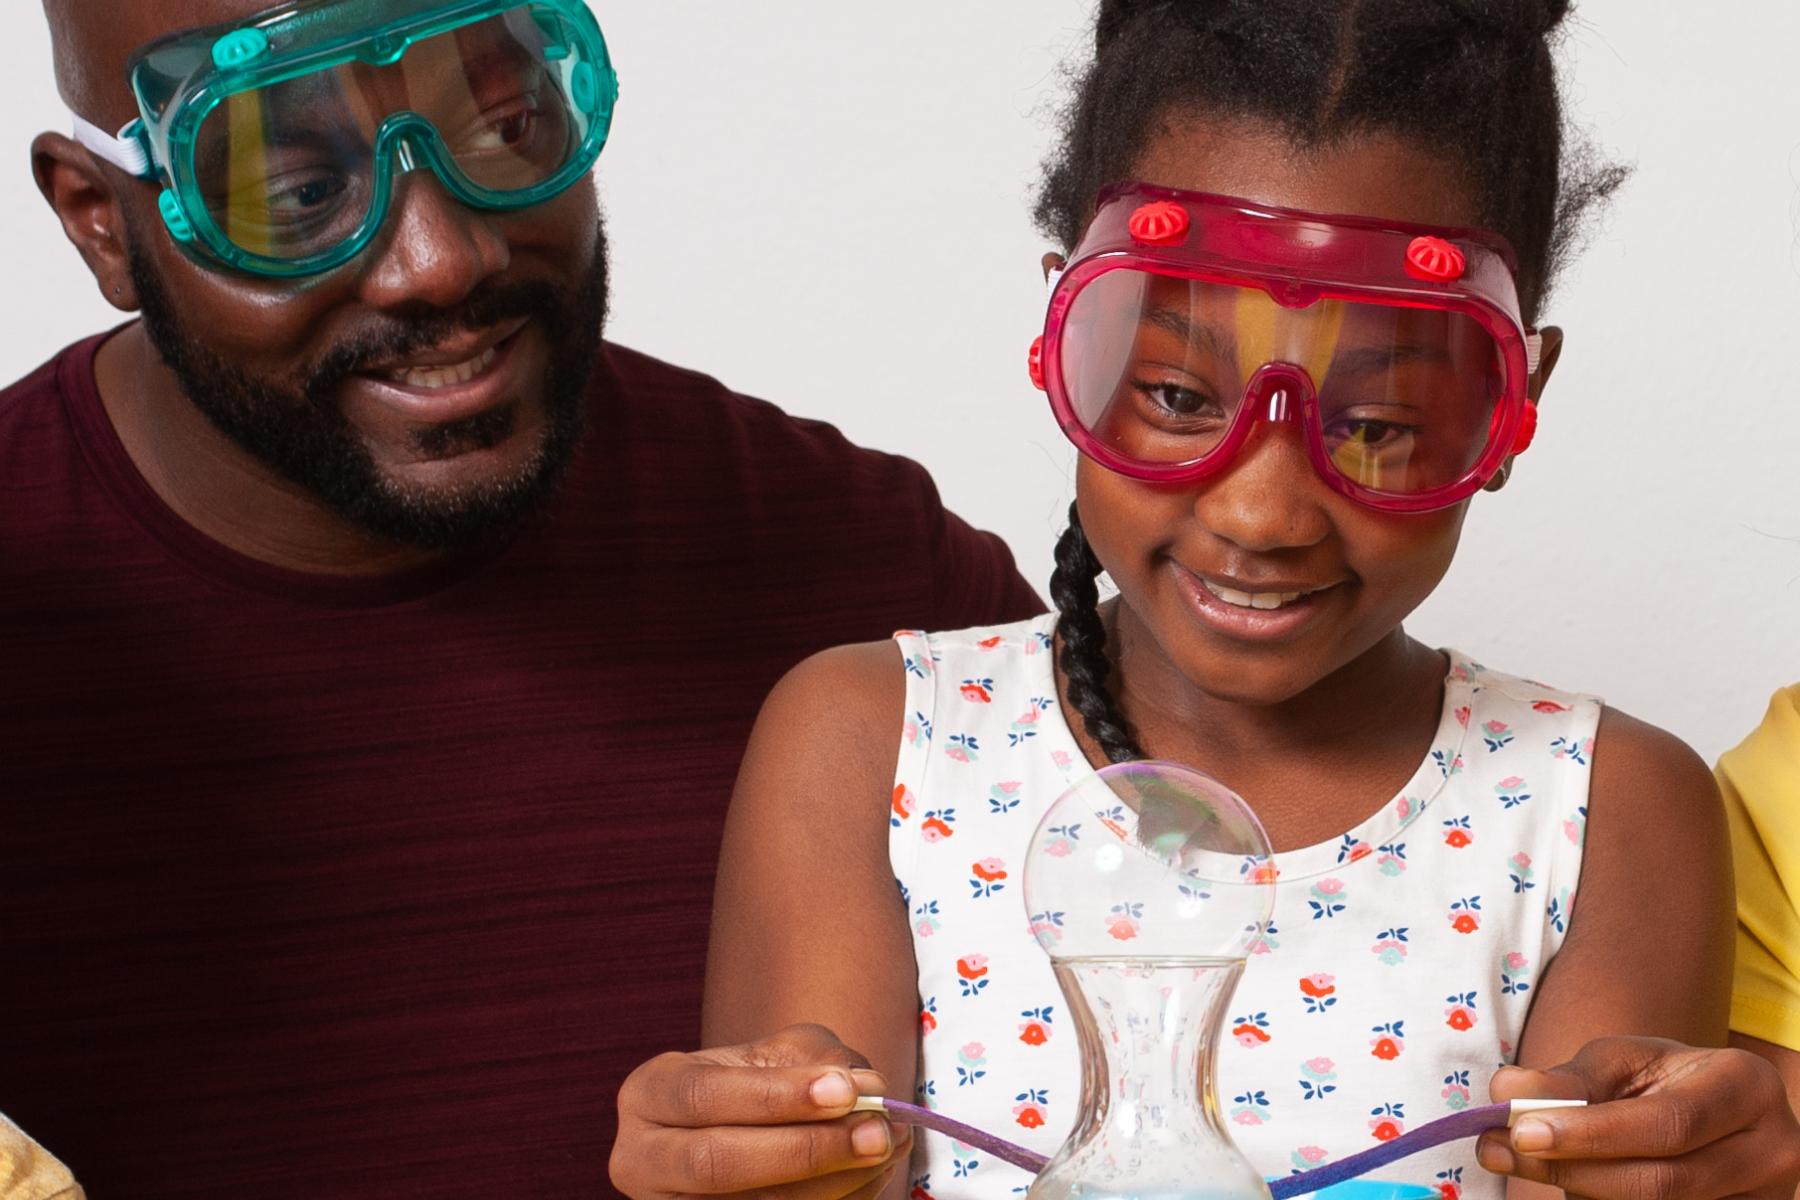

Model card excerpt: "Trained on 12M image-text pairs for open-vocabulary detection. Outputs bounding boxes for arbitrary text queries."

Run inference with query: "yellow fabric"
[0,1115,82,1200]
[1720,684,1800,1052]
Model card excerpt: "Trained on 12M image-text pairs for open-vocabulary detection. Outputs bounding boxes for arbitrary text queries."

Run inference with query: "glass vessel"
[1022,762,1277,1200]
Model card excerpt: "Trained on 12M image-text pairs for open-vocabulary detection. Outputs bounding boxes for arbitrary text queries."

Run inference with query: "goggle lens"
[190,3,603,264]
[1060,269,1505,497]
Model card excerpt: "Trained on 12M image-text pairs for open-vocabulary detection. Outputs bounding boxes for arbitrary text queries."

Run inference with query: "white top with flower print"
[887,613,1599,1200]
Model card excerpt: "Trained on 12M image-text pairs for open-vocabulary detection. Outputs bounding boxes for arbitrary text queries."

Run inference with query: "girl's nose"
[1190,417,1334,554]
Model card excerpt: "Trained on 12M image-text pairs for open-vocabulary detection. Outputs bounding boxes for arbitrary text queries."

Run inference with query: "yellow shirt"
[1720,684,1800,1051]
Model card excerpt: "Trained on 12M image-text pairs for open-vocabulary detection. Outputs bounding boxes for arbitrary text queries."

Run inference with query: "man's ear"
[1484,325,1565,493]
[1041,252,1066,283]
[32,132,139,312]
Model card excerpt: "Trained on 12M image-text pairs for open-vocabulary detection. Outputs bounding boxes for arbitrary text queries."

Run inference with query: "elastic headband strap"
[71,113,153,178]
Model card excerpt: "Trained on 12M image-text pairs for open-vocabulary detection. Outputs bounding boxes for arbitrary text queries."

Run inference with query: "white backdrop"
[2,3,1797,762]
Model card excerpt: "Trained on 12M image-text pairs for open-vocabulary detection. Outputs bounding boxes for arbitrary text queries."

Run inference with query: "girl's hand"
[1477,1036,1800,1200]
[608,1023,911,1200]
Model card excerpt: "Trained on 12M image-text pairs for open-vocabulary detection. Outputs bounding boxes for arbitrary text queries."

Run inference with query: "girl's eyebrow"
[1144,306,1238,359]
[1328,343,1450,376]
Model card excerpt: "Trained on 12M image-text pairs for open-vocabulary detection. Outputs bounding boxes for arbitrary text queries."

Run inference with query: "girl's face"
[1077,114,1500,707]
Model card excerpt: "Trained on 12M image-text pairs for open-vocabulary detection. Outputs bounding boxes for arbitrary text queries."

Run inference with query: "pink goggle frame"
[1029,182,1543,514]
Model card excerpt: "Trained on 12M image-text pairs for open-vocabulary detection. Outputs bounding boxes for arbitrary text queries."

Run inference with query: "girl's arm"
[1494,707,1738,1199]
[618,642,920,1200]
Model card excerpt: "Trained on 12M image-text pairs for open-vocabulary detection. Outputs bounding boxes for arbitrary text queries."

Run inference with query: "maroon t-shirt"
[0,332,1042,1198]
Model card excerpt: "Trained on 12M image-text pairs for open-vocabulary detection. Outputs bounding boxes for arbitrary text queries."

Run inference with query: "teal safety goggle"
[73,0,618,279]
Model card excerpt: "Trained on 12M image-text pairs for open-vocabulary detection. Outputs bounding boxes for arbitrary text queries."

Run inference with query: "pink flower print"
[956,955,988,980]
[1484,721,1515,753]
[1248,919,1280,955]
[1338,834,1373,864]
[1441,1069,1473,1111]
[913,899,942,938]
[1050,750,1074,772]
[1308,877,1348,920]
[1454,705,1471,728]
[921,809,956,842]
[891,785,915,825]
[1371,927,1409,966]
[959,678,994,704]
[1303,1056,1336,1075]
[1508,851,1536,894]
[902,710,932,749]
[1551,735,1593,765]
[1395,796,1415,822]
[1502,952,1532,996]
[1292,1147,1330,1172]
[920,997,938,1034]
[1230,1090,1272,1125]
[1299,1057,1337,1100]
[1444,990,1479,1031]
[956,1042,987,1066]
[943,733,980,763]
[1564,804,1588,846]
[1495,775,1531,809]
[1448,896,1482,934]
[1231,1011,1272,1047]
[1106,902,1143,942]
[1376,843,1407,877]
[987,781,1023,815]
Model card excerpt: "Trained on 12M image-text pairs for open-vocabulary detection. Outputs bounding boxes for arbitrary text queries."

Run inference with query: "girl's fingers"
[621,1054,887,1130]
[628,1117,906,1196]
[677,1159,903,1200]
[1477,1130,1761,1200]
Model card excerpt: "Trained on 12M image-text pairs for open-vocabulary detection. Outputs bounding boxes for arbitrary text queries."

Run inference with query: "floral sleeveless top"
[888,614,1600,1200]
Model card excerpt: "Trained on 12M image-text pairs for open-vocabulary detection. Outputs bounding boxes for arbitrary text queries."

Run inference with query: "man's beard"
[129,223,609,554]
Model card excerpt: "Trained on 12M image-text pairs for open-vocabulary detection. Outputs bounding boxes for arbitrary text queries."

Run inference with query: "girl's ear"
[1530,326,1565,402]
[1485,325,1565,493]
[1042,252,1066,283]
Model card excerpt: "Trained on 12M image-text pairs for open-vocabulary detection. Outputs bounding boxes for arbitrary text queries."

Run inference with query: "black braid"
[1040,0,1626,326]
[1050,502,1144,764]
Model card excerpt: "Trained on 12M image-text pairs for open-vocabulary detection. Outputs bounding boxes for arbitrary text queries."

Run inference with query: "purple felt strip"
[875,1098,1514,1196]
[877,1098,1052,1174]
[1266,1104,1512,1198]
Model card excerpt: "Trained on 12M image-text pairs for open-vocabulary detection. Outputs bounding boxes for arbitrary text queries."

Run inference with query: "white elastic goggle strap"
[71,113,152,178]
[1525,331,1543,377]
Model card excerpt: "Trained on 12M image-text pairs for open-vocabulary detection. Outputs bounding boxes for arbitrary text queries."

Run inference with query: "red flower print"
[1013,1103,1047,1129]
[1370,1036,1402,1060]
[956,955,989,981]
[960,682,993,703]
[1446,1007,1476,1031]
[1371,1119,1404,1142]
[1105,913,1140,941]
[1246,862,1280,884]
[1451,912,1479,934]
[921,1010,937,1033]
[978,636,1004,650]
[921,816,954,841]
[1454,705,1471,727]
[1444,828,1472,849]
[971,858,1008,882]
[911,1183,937,1200]
[1438,1184,1461,1200]
[1019,1020,1050,1046]
[1232,1023,1272,1046]
[1532,699,1570,714]
[1299,974,1337,999]
[892,785,915,822]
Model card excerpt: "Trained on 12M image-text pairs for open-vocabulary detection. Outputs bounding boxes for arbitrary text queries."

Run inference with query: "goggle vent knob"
[1128,201,1191,247]
[1405,235,1467,282]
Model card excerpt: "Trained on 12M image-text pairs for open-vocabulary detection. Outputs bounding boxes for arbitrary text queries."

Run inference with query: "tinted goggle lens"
[190,4,605,263]
[1059,270,1507,497]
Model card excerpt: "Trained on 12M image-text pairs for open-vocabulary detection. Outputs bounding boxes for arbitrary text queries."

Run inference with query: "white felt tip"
[1508,1099,1587,1125]
[851,1096,888,1114]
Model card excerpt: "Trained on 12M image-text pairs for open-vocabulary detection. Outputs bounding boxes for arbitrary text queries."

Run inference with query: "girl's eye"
[1330,419,1418,450]
[1134,380,1223,422]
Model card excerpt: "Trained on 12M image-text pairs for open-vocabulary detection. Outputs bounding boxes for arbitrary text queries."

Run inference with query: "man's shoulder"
[0,334,108,491]
[597,341,937,502]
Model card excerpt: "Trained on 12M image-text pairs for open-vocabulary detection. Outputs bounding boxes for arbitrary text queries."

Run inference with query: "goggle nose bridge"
[1243,361,1317,427]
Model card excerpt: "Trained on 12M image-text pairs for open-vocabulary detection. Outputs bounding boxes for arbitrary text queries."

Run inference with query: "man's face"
[74,0,609,551]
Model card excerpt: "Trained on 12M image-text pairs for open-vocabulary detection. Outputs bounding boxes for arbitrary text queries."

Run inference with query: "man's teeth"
[386,345,498,389]
[1202,580,1311,610]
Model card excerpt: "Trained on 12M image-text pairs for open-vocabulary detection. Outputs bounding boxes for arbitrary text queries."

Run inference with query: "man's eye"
[264,172,349,215]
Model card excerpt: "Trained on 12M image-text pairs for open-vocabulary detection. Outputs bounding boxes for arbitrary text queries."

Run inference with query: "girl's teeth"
[1203,581,1306,610]
[388,345,497,389]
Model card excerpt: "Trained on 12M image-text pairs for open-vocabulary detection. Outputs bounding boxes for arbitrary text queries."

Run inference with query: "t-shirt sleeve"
[1718,684,1800,1052]
[909,467,1045,631]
